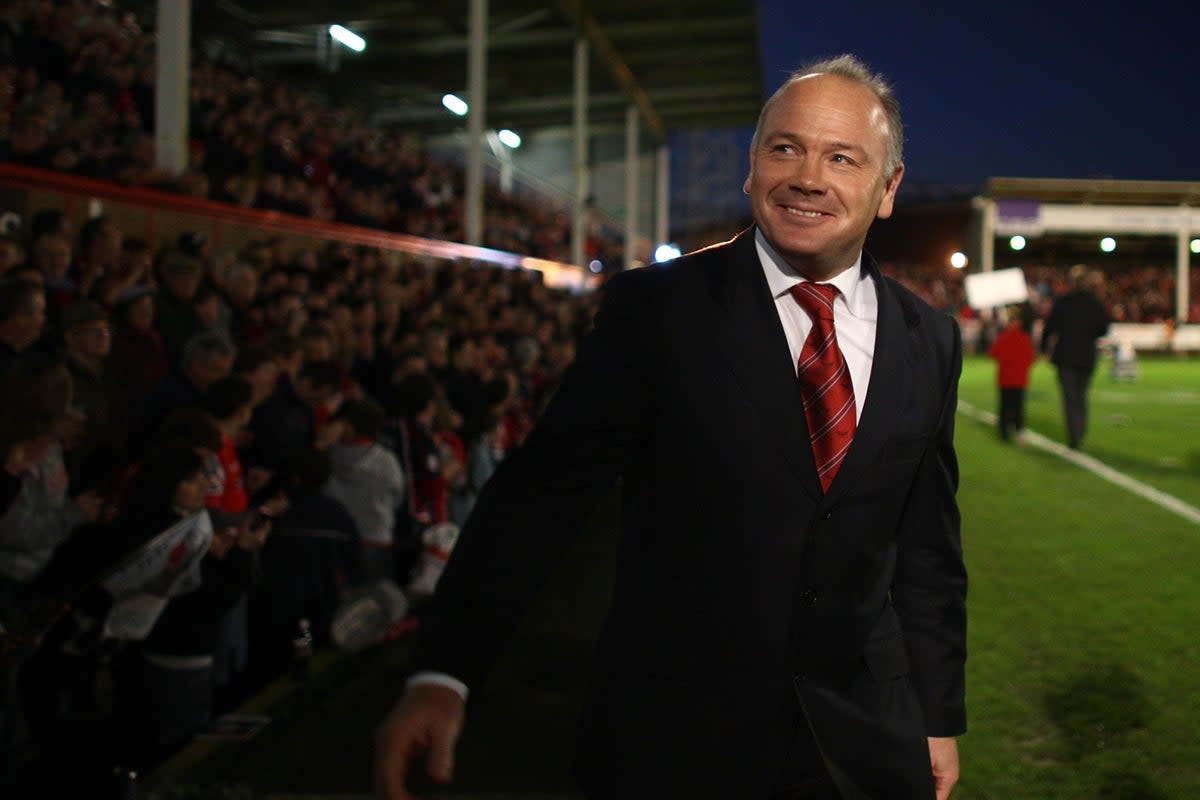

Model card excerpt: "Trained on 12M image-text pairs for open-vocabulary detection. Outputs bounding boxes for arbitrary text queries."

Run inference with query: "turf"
[148,354,1200,799]
[953,354,1200,799]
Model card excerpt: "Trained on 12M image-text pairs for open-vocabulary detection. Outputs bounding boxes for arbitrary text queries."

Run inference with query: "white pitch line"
[957,400,1200,527]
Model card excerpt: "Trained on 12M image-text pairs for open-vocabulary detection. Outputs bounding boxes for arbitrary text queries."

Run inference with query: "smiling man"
[377,55,966,800]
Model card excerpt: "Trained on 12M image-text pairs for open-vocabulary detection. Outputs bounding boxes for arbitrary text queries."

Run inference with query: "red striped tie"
[790,282,856,492]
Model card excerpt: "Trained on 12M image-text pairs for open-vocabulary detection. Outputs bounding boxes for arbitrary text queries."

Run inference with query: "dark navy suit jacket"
[414,229,967,799]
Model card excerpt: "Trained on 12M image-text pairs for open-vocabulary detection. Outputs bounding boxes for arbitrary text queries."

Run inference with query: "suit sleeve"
[411,271,657,690]
[891,315,967,737]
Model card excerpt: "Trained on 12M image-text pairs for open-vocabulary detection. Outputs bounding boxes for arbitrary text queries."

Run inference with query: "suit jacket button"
[801,588,818,606]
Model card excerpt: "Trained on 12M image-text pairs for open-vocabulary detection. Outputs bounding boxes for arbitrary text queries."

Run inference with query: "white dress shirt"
[754,229,877,418]
[407,232,880,701]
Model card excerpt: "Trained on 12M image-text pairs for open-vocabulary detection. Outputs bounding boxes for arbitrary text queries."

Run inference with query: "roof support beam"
[556,0,664,143]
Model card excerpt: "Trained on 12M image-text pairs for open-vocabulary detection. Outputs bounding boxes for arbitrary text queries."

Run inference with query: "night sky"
[752,0,1200,189]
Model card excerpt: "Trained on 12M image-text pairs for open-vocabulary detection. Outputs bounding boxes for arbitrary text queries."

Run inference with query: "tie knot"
[789,282,838,322]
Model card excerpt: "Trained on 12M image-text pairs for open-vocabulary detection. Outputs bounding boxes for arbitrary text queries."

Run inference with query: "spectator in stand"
[449,410,506,528]
[154,251,206,364]
[108,286,168,417]
[192,282,228,337]
[60,300,130,491]
[242,333,313,485]
[0,277,46,375]
[439,336,487,443]
[110,444,270,771]
[250,447,360,688]
[484,371,530,454]
[234,343,281,411]
[324,396,406,584]
[201,375,269,710]
[91,235,153,308]
[390,373,449,534]
[988,305,1037,443]
[222,262,263,343]
[74,216,122,305]
[300,319,337,363]
[201,376,254,520]
[296,358,345,435]
[0,356,102,789]
[264,289,305,338]
[1041,265,1111,450]
[27,231,73,291]
[137,330,236,450]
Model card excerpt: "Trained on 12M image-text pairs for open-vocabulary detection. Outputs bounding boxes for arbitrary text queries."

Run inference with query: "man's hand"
[928,736,959,800]
[375,683,465,799]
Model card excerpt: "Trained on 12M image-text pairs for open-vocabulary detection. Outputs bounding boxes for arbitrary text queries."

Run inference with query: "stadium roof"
[986,177,1200,206]
[201,0,765,142]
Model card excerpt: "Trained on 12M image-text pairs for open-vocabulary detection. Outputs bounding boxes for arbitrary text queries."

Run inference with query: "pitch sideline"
[956,400,1200,527]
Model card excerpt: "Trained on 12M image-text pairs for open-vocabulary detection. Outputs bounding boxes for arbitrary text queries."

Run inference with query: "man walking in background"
[377,54,966,800]
[1041,265,1111,449]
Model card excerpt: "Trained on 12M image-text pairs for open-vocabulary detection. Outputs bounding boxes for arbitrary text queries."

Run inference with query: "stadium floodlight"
[497,129,522,149]
[655,243,682,263]
[1191,238,1200,254]
[1100,237,1117,253]
[1009,235,1026,251]
[441,94,468,117]
[950,251,967,269]
[328,24,366,53]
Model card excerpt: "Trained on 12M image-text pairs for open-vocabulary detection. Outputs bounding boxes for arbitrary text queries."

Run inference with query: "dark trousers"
[997,387,1027,440]
[1055,366,1093,449]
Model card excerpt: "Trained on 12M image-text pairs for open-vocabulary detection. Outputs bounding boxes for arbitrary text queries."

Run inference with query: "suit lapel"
[826,254,918,502]
[707,230,823,500]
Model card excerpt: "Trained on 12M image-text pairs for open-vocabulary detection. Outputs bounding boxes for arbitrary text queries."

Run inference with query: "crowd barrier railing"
[0,163,597,291]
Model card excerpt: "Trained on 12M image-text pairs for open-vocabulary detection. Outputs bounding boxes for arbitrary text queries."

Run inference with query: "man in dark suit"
[376,54,966,800]
[1040,265,1111,449]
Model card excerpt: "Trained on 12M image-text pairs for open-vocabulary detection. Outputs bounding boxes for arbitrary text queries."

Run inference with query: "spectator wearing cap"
[0,278,46,376]
[154,251,205,363]
[61,300,129,491]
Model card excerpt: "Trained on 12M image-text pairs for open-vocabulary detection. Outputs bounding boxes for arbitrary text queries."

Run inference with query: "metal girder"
[205,1,762,137]
[555,0,662,142]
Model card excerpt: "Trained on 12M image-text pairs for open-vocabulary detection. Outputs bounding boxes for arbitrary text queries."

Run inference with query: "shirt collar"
[754,228,866,317]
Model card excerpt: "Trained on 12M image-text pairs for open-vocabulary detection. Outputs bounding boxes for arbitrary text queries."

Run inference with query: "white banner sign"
[965,268,1030,309]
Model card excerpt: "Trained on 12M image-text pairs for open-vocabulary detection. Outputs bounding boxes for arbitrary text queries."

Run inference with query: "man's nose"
[790,158,826,192]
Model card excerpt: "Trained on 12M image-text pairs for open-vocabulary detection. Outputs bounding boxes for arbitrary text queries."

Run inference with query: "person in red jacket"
[988,305,1037,442]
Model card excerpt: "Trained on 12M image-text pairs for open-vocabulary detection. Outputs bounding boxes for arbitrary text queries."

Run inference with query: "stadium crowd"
[0,203,596,794]
[0,0,624,266]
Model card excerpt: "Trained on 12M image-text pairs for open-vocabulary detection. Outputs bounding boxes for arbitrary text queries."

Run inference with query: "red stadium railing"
[0,163,596,290]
